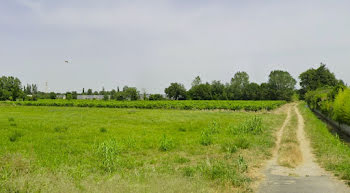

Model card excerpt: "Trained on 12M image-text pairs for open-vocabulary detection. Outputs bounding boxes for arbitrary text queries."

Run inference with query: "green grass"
[2,99,286,111]
[0,105,286,193]
[299,102,350,184]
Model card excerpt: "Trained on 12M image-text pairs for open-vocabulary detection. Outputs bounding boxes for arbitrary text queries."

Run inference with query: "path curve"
[258,104,350,193]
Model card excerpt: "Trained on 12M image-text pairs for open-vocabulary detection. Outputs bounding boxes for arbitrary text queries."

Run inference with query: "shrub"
[159,135,175,151]
[333,88,350,125]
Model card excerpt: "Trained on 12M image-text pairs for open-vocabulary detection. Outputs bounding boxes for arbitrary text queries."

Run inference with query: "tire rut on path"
[258,104,350,193]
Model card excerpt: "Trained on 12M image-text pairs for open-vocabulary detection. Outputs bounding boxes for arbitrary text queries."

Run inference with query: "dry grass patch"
[277,107,303,168]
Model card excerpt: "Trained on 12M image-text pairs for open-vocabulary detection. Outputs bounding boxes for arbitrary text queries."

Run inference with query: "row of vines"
[2,99,286,111]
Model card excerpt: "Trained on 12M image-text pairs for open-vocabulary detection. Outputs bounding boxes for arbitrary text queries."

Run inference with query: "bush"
[333,88,350,125]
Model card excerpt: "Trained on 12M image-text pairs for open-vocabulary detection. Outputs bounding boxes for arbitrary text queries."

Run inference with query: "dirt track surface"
[258,104,350,193]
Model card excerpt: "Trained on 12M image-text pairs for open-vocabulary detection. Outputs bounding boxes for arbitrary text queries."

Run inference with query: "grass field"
[299,103,350,185]
[0,105,286,193]
[3,99,286,111]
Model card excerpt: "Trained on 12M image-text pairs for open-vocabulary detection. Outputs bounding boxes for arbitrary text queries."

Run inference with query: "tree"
[123,86,139,100]
[244,83,260,100]
[164,83,187,100]
[100,87,106,95]
[0,76,23,101]
[259,83,270,100]
[188,83,212,100]
[191,76,202,87]
[72,91,77,99]
[66,92,73,100]
[211,80,226,100]
[87,89,93,95]
[49,92,56,99]
[268,70,296,101]
[227,71,250,100]
[299,63,341,98]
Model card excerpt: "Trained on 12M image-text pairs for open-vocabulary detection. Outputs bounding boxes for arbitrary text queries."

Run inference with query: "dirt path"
[258,104,350,193]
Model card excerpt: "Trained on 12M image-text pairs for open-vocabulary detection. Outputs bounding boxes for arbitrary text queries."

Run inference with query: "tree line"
[0,64,345,101]
[165,70,296,101]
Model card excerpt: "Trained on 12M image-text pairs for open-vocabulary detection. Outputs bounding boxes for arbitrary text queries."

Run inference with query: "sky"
[1,0,349,94]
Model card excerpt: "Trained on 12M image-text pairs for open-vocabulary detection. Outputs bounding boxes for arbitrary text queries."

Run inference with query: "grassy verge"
[299,102,350,184]
[0,105,286,193]
[277,106,302,168]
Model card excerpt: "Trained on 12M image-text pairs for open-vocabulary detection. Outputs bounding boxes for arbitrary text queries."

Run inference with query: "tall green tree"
[164,83,187,100]
[228,71,250,100]
[210,80,226,100]
[268,70,296,101]
[0,76,23,101]
[188,83,212,100]
[299,63,341,98]
[123,86,139,100]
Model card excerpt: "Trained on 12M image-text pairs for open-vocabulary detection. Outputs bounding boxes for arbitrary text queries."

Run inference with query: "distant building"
[77,95,109,100]
[56,94,66,99]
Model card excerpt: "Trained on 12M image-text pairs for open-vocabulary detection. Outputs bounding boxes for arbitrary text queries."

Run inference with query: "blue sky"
[1,0,349,93]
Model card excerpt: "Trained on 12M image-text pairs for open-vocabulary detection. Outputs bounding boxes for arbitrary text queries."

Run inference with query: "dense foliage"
[305,86,350,125]
[166,70,296,101]
[5,99,286,111]
[299,64,343,98]
[0,76,23,101]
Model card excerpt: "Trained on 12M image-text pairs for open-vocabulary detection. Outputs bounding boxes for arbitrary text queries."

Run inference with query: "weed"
[96,139,120,172]
[200,159,250,187]
[174,156,190,164]
[183,166,196,177]
[229,116,263,135]
[178,127,187,132]
[199,130,213,146]
[159,135,175,151]
[54,126,69,132]
[9,123,17,127]
[237,155,248,172]
[99,127,107,133]
[9,130,23,142]
[221,141,238,153]
[8,117,15,122]
[234,137,250,149]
